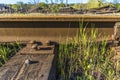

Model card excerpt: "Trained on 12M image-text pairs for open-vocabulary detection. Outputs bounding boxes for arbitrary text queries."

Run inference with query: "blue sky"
[0,0,116,4]
[0,0,89,4]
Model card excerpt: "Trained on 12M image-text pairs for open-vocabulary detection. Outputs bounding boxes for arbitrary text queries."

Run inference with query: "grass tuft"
[0,42,22,66]
[57,23,120,80]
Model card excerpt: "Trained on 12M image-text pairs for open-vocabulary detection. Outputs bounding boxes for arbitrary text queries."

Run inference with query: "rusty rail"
[0,15,119,42]
[0,15,120,80]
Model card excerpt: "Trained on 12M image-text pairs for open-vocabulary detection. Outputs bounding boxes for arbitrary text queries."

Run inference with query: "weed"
[57,23,119,80]
[0,42,22,66]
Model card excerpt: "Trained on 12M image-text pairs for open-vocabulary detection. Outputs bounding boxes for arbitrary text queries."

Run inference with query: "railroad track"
[0,15,119,79]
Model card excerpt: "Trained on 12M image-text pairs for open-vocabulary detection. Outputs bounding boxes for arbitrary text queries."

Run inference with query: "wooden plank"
[0,52,56,80]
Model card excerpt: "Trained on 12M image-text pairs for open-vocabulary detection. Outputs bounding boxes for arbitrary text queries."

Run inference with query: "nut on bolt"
[29,40,36,44]
[27,40,36,48]
[31,44,38,49]
[37,46,41,50]
[45,40,51,45]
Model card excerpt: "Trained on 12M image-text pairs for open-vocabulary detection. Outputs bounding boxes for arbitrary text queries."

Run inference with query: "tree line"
[2,0,120,13]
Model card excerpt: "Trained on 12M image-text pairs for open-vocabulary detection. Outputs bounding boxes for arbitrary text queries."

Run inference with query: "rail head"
[0,15,120,22]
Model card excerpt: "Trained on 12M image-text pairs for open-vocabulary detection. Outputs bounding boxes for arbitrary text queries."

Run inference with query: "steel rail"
[0,15,118,42]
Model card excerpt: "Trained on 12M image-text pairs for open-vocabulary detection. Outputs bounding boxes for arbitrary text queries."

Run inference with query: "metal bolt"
[31,44,38,49]
[37,46,41,50]
[25,59,30,64]
[29,40,36,44]
[45,40,51,45]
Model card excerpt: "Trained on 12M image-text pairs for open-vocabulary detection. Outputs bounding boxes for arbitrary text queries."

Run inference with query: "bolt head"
[29,40,36,44]
[31,44,38,49]
[25,59,30,64]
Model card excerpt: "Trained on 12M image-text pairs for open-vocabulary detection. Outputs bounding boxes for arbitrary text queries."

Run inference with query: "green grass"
[57,24,120,80]
[0,42,22,66]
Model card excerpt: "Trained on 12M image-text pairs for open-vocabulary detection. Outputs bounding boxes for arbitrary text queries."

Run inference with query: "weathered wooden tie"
[0,40,57,80]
